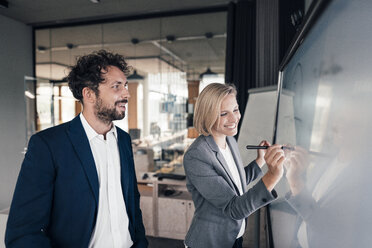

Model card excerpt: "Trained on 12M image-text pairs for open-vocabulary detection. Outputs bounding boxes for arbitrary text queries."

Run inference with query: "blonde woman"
[183,83,285,248]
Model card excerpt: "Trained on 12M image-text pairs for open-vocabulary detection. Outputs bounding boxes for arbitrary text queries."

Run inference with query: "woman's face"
[212,93,241,137]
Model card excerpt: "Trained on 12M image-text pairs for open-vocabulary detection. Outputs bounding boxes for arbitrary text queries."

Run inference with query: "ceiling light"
[128,38,144,81]
[131,38,139,45]
[205,32,214,39]
[90,0,100,3]
[166,35,176,43]
[24,91,35,99]
[127,70,144,81]
[0,0,8,8]
[199,67,217,79]
[37,46,47,53]
[66,43,74,49]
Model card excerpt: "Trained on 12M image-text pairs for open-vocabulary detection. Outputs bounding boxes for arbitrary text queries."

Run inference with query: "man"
[5,50,148,248]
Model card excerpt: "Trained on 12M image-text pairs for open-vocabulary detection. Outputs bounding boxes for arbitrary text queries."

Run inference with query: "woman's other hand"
[262,144,285,191]
[284,146,309,195]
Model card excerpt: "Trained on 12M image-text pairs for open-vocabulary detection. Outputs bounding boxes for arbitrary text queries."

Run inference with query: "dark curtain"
[256,0,280,88]
[225,0,304,138]
[225,0,256,138]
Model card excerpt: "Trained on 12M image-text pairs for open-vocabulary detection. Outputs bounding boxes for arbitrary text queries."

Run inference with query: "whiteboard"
[270,0,372,247]
[237,87,295,195]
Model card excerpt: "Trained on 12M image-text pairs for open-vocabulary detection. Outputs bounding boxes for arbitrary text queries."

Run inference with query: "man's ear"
[82,87,96,104]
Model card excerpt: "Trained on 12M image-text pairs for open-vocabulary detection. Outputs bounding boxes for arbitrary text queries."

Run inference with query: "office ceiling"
[0,0,232,80]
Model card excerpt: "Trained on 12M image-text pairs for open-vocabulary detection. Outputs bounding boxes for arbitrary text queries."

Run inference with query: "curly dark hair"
[67,50,131,103]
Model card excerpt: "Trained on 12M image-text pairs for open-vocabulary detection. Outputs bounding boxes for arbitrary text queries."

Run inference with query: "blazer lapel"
[227,136,248,193]
[205,135,238,193]
[116,130,130,210]
[116,130,136,233]
[67,116,99,205]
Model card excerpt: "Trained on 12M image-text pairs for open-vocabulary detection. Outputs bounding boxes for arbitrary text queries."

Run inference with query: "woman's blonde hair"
[194,83,237,136]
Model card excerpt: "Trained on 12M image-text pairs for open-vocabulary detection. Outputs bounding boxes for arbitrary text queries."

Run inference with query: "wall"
[0,15,33,210]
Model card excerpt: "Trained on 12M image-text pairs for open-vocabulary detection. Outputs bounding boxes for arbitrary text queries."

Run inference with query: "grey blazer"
[183,135,277,248]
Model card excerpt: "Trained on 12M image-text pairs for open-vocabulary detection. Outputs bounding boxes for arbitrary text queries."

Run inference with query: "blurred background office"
[3,0,372,248]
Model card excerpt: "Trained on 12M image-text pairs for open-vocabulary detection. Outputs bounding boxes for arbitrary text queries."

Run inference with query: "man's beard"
[94,97,127,124]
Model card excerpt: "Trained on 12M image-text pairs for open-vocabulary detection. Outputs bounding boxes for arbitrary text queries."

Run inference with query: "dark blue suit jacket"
[5,116,148,247]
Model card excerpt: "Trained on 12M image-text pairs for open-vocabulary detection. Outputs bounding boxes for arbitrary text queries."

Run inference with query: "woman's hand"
[255,140,270,168]
[284,146,309,195]
[262,144,285,192]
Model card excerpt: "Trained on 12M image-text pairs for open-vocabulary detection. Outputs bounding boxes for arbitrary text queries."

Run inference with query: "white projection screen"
[268,0,372,247]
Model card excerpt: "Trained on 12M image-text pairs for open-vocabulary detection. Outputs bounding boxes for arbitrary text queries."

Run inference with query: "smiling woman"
[183,83,285,248]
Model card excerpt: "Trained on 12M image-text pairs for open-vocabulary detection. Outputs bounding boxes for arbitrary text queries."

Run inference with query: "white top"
[219,144,246,238]
[80,114,133,248]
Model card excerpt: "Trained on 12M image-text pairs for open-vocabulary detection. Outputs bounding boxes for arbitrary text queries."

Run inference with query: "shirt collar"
[80,113,117,141]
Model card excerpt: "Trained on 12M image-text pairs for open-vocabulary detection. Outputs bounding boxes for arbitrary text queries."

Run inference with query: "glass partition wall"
[33,12,227,141]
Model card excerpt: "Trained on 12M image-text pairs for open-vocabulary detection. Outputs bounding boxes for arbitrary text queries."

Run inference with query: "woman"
[183,83,285,248]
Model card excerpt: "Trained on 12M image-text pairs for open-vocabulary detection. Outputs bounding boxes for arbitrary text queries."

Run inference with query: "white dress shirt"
[219,144,246,239]
[80,114,133,248]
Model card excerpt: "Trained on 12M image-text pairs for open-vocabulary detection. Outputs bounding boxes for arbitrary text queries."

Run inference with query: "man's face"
[94,66,130,124]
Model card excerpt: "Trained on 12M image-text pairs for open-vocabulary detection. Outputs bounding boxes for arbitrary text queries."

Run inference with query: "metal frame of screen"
[266,0,332,247]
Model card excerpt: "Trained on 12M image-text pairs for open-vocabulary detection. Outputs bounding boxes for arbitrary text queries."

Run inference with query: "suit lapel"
[67,116,99,205]
[117,130,130,207]
[116,130,136,233]
[227,136,248,193]
[205,136,239,193]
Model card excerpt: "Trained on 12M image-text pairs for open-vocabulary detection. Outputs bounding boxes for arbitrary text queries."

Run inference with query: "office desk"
[137,173,194,240]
